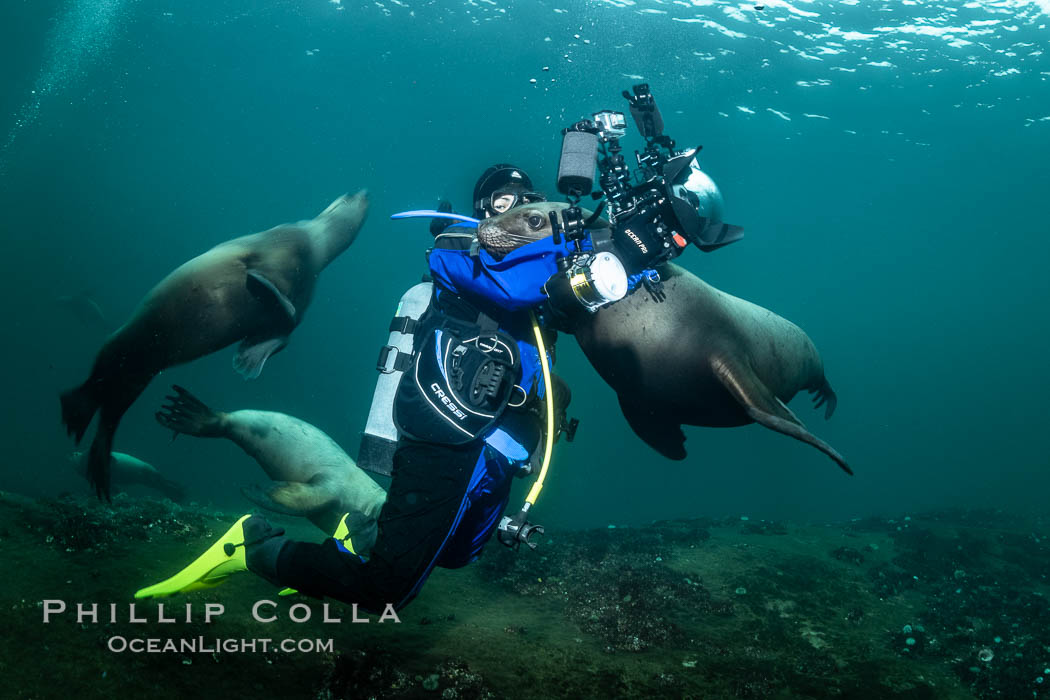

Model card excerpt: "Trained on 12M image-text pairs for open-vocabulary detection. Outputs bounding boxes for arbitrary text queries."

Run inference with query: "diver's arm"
[428,247,553,312]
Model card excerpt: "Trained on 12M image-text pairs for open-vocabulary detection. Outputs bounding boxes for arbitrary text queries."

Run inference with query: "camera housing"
[553,84,744,279]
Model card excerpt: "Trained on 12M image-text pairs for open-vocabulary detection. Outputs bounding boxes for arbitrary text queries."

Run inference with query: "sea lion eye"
[526,214,545,230]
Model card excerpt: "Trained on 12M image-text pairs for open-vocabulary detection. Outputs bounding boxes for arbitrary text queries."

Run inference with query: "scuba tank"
[358,209,477,476]
[358,282,434,476]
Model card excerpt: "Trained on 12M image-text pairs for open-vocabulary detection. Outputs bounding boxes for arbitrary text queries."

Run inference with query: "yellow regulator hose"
[525,310,555,508]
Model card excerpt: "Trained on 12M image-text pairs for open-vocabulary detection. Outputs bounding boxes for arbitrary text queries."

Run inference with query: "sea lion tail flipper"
[156,385,225,437]
[712,356,853,476]
[60,383,100,444]
[86,429,115,501]
[233,335,288,380]
[241,475,337,516]
[617,394,687,460]
[809,377,838,420]
[245,269,296,322]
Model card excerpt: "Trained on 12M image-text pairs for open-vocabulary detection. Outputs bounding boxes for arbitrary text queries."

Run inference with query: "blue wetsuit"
[274,233,570,612]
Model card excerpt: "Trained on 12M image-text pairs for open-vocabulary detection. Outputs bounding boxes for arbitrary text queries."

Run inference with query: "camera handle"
[548,196,587,249]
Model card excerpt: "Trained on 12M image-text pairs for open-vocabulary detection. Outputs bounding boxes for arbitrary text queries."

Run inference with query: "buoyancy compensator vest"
[358,282,526,475]
[392,293,522,447]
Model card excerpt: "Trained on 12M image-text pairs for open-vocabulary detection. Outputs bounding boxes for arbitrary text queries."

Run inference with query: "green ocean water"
[0,2,1048,696]
[2,0,1047,525]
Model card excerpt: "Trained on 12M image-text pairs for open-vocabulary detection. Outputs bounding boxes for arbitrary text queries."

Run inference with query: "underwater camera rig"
[544,83,744,317]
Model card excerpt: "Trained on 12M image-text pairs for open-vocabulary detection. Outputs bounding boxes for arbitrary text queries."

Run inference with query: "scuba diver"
[135,83,744,613]
[135,164,573,612]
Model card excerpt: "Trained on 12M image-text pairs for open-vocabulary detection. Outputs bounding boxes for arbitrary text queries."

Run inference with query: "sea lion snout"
[320,189,370,230]
[322,188,367,211]
[477,203,566,258]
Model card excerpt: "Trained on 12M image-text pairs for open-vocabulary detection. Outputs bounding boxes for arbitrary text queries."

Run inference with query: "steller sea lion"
[60,191,369,500]
[56,290,111,334]
[156,385,387,552]
[69,450,187,502]
[477,202,851,474]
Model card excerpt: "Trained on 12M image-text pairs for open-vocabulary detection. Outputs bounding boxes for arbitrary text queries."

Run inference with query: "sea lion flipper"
[236,270,295,379]
[245,269,296,322]
[233,335,288,379]
[86,428,115,502]
[744,405,853,476]
[241,476,336,516]
[808,377,838,420]
[712,356,853,475]
[775,397,804,427]
[60,383,101,444]
[617,394,687,460]
[156,385,225,437]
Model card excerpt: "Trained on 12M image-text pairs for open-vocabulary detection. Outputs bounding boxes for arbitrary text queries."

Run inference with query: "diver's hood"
[663,149,744,252]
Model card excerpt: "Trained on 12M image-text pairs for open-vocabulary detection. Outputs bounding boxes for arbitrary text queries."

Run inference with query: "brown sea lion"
[477,202,851,474]
[55,290,111,334]
[60,191,370,500]
[155,385,387,552]
[69,450,187,502]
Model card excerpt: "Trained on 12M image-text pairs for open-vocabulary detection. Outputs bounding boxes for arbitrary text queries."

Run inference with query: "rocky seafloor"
[2,490,1048,699]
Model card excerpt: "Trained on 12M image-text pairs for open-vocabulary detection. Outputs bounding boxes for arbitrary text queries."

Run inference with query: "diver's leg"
[273,439,486,612]
[436,448,518,569]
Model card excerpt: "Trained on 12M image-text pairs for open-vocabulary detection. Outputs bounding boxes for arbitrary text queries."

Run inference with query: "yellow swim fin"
[277,513,357,597]
[135,514,252,599]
